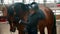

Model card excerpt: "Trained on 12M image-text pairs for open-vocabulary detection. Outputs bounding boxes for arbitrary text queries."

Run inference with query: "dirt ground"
[0,21,60,34]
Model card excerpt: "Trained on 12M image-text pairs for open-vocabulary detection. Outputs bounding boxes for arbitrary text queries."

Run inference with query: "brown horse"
[3,3,56,34]
[20,4,56,34]
[22,4,56,34]
[38,5,56,34]
[3,3,29,34]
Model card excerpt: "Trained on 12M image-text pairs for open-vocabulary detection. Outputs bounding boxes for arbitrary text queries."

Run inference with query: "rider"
[21,2,45,34]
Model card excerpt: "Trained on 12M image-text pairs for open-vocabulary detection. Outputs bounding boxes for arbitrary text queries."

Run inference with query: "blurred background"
[0,0,60,34]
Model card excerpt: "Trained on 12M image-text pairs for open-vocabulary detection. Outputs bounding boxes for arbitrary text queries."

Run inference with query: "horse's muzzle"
[10,27,16,32]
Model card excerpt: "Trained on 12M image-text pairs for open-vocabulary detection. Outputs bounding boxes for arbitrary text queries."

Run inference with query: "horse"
[3,3,29,34]
[19,3,56,34]
[3,3,56,34]
[21,3,56,34]
[37,5,56,34]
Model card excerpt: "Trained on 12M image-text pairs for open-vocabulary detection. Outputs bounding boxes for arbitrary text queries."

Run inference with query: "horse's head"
[7,3,30,32]
[14,3,29,20]
[6,4,16,32]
